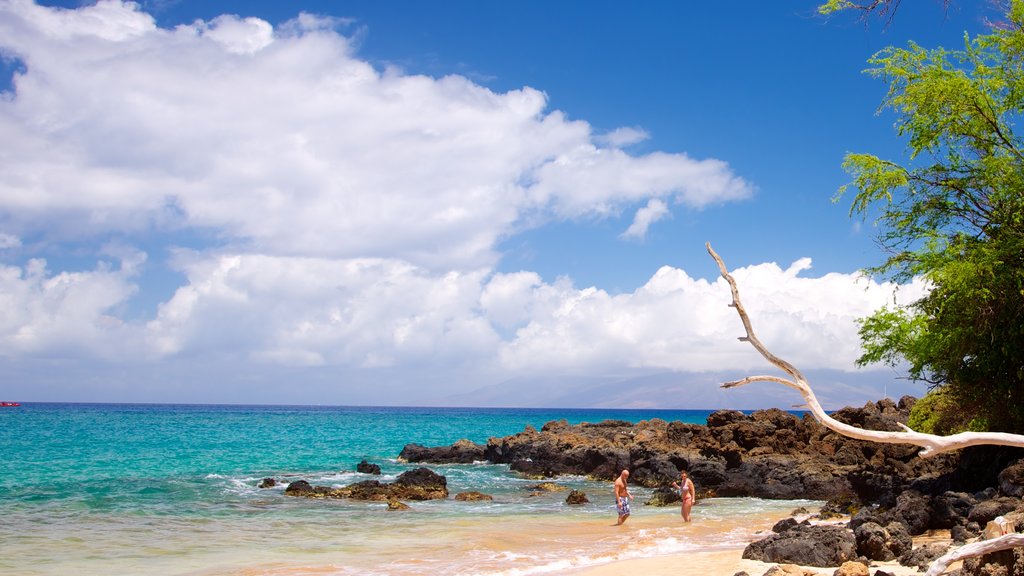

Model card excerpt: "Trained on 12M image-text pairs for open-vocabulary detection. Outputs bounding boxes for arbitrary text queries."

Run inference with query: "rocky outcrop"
[454,491,493,501]
[565,490,589,505]
[400,439,485,463]
[357,459,381,475]
[742,524,857,567]
[284,467,448,501]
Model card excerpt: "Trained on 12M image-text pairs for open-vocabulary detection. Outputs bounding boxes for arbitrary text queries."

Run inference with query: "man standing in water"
[614,469,632,525]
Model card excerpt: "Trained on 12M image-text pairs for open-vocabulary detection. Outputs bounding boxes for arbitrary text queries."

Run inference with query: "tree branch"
[924,533,1024,576]
[707,241,1024,574]
[706,240,1024,458]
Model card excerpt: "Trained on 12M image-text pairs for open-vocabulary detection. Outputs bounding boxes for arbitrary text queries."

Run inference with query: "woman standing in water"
[671,470,696,522]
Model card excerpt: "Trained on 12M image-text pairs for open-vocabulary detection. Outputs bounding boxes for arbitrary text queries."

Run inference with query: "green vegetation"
[836,1,1024,433]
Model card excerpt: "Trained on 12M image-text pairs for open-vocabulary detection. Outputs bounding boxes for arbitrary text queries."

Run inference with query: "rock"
[387,499,410,511]
[931,491,976,528]
[772,518,805,533]
[762,565,818,576]
[257,478,277,488]
[970,497,1021,526]
[898,542,950,570]
[399,439,485,464]
[454,491,493,501]
[528,482,568,492]
[286,468,448,502]
[356,459,381,475]
[743,524,857,567]
[893,491,932,535]
[998,460,1024,497]
[565,490,589,505]
[854,521,911,561]
[832,560,869,576]
[645,486,681,506]
[392,467,448,500]
[951,524,975,543]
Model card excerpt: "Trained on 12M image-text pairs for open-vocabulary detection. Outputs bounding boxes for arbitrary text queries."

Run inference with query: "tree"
[835,0,1024,434]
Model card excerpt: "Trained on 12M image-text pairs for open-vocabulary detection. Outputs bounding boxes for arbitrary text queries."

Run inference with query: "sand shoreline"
[567,526,956,576]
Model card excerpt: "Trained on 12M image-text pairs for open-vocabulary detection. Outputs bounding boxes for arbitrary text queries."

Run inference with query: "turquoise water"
[0,403,813,575]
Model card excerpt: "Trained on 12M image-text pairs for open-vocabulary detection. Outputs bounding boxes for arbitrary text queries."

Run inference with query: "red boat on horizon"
[0,401,20,407]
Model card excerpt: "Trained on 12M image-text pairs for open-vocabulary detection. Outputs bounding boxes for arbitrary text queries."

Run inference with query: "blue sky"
[0,1,996,409]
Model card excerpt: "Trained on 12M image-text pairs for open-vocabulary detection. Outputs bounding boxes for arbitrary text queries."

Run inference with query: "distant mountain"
[446,368,923,411]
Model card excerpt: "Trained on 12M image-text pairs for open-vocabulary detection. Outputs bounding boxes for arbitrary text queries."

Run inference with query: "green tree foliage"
[837,1,1024,433]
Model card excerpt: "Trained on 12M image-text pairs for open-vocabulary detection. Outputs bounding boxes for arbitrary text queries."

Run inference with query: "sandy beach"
[571,529,956,576]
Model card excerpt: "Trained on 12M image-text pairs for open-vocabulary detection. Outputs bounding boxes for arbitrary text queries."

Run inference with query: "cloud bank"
[0,1,922,407]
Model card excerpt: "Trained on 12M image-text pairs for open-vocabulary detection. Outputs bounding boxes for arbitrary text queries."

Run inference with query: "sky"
[0,0,998,409]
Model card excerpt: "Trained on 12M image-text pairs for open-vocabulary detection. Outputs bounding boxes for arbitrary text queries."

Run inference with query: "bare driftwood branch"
[925,533,1024,576]
[706,242,1024,457]
[706,241,1024,574]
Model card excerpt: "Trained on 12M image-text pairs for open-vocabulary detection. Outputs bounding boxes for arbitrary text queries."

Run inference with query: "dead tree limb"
[706,241,1023,457]
[706,241,1024,576]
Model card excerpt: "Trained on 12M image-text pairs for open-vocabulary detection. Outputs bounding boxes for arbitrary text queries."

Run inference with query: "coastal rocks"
[644,486,681,506]
[257,478,277,488]
[832,561,869,576]
[387,500,410,511]
[565,490,589,505]
[853,521,912,561]
[285,468,448,501]
[529,482,568,492]
[998,460,1024,497]
[454,491,493,501]
[742,524,857,567]
[357,460,381,475]
[399,439,485,464]
[897,542,950,570]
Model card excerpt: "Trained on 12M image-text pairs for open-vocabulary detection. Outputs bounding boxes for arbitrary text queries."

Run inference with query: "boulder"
[998,460,1024,497]
[392,467,448,500]
[853,521,911,561]
[742,524,857,567]
[356,460,381,475]
[762,565,819,576]
[644,486,681,507]
[387,500,410,511]
[528,482,568,492]
[969,497,1021,526]
[454,491,493,501]
[832,560,869,576]
[898,542,950,570]
[399,439,485,463]
[565,490,589,505]
[285,468,448,501]
[257,478,277,488]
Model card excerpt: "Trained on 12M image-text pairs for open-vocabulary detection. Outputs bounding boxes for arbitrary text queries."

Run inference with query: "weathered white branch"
[707,242,1024,575]
[707,242,1024,457]
[924,533,1024,576]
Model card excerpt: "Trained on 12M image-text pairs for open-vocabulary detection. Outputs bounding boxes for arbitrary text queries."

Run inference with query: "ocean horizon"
[1,402,816,575]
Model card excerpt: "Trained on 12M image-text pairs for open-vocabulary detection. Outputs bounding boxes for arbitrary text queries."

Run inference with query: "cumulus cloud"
[0,2,918,406]
[621,198,671,240]
[0,0,752,271]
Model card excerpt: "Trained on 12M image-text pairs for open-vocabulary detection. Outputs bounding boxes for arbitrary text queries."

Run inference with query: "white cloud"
[0,1,752,271]
[0,2,921,406]
[0,249,927,379]
[621,198,671,240]
[597,126,649,148]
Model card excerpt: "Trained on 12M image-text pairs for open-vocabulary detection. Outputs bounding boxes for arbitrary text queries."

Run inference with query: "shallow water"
[0,403,815,576]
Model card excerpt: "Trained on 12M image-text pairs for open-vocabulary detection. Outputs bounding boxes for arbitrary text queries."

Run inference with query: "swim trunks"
[617,497,631,515]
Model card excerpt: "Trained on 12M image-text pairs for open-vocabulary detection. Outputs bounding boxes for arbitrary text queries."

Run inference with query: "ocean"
[0,403,817,575]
